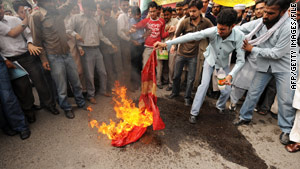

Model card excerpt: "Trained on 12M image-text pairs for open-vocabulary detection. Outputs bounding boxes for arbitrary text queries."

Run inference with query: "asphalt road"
[0,87,299,169]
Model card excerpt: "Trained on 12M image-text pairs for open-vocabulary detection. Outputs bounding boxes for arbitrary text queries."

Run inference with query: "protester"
[12,0,32,20]
[175,2,184,19]
[99,1,123,92]
[234,4,246,25]
[205,1,222,26]
[1,1,60,123]
[117,0,132,87]
[201,0,209,15]
[161,7,178,91]
[132,1,175,68]
[253,0,265,20]
[233,0,296,146]
[129,6,144,91]
[172,8,177,18]
[29,0,87,119]
[155,8,245,123]
[163,0,213,107]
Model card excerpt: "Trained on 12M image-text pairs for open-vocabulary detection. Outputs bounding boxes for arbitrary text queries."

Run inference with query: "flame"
[89,81,153,140]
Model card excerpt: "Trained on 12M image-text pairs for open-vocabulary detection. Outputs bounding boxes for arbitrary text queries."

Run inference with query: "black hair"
[216,8,237,26]
[255,0,265,5]
[4,9,12,13]
[100,1,112,11]
[82,0,96,10]
[265,0,292,11]
[176,2,184,7]
[12,0,32,13]
[188,0,203,10]
[148,1,158,9]
[163,7,172,13]
[183,0,191,6]
[131,6,141,16]
[157,5,162,10]
[172,8,176,12]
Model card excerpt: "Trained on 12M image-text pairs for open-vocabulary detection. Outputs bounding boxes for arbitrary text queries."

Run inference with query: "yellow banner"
[155,0,183,6]
[214,0,255,7]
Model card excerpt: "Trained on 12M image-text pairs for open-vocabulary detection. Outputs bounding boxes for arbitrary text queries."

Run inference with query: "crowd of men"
[0,0,299,153]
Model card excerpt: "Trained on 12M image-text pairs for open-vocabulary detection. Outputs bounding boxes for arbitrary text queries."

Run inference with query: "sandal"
[285,143,300,153]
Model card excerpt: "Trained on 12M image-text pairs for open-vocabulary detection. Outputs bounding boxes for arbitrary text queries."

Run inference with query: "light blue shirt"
[166,26,245,78]
[237,18,298,73]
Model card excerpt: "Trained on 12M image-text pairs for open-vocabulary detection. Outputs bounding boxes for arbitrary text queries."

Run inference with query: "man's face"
[176,6,183,17]
[83,6,95,17]
[262,5,284,27]
[189,6,200,20]
[183,4,189,17]
[102,8,111,20]
[235,9,244,18]
[202,0,209,9]
[0,4,4,20]
[17,6,26,20]
[149,7,157,20]
[217,24,233,39]
[120,1,129,13]
[212,4,221,16]
[128,8,132,18]
[157,8,161,17]
[71,5,80,15]
[164,11,172,23]
[172,10,177,18]
[255,2,265,18]
[96,4,101,16]
[133,13,141,21]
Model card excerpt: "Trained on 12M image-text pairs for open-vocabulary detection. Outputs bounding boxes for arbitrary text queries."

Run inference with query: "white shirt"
[0,15,33,58]
[117,10,130,41]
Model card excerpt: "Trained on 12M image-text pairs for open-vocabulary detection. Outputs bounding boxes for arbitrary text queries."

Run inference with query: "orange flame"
[89,82,153,140]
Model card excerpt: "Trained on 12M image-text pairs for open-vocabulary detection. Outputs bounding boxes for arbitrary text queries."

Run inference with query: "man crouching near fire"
[154,8,245,124]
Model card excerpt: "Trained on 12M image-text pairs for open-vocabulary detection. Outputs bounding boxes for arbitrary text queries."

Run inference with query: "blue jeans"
[172,55,197,100]
[0,60,28,132]
[239,70,296,133]
[47,53,85,111]
[191,61,231,116]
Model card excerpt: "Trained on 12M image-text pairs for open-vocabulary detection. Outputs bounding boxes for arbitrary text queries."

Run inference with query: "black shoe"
[166,86,172,91]
[47,106,60,115]
[26,113,36,123]
[157,84,163,89]
[168,93,178,99]
[2,126,18,136]
[184,99,192,106]
[280,132,290,145]
[233,119,251,126]
[189,115,197,124]
[32,104,43,110]
[20,129,31,140]
[270,111,278,119]
[64,110,75,119]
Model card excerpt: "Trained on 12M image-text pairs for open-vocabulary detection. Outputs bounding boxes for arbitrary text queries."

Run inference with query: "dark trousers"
[8,53,55,108]
[172,55,197,100]
[130,43,144,87]
[0,60,28,132]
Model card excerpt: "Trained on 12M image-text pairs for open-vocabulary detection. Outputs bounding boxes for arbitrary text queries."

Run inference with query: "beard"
[190,15,197,20]
[263,13,281,27]
[236,16,242,24]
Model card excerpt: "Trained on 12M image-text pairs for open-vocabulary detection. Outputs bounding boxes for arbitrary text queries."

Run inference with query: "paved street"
[0,88,299,169]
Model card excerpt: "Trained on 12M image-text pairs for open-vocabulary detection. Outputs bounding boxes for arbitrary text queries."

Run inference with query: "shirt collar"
[219,28,236,42]
[189,15,204,26]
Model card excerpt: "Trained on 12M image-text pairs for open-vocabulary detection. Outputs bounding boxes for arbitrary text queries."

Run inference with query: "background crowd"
[0,0,299,153]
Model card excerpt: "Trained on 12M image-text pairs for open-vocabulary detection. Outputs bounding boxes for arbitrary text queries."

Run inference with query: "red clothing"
[135,17,169,48]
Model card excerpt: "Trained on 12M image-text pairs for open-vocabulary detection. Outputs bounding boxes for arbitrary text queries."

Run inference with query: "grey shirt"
[66,14,112,48]
[238,18,298,73]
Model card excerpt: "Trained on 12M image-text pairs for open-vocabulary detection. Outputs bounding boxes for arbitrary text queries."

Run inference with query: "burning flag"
[89,50,165,147]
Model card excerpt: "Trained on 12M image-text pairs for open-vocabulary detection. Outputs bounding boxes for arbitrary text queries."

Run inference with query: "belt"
[6,51,30,62]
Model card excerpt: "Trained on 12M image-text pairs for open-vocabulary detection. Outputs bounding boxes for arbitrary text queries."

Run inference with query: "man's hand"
[5,60,16,69]
[129,26,137,34]
[111,44,118,52]
[242,40,253,52]
[28,43,42,56]
[79,48,85,56]
[75,34,84,43]
[143,29,151,38]
[168,26,176,33]
[224,75,232,85]
[154,42,167,49]
[42,62,51,71]
[131,40,140,46]
[170,45,176,54]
